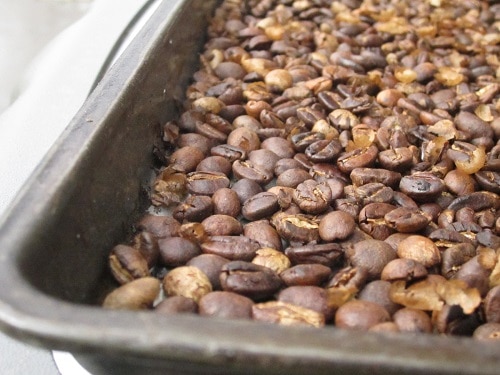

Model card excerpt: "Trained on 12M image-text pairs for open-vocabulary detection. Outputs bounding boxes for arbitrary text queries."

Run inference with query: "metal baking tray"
[0,0,499,374]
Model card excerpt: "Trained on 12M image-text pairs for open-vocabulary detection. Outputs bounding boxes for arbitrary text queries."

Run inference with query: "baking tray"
[0,0,499,374]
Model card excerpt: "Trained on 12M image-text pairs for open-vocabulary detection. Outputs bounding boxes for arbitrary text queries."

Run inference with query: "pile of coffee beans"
[102,0,500,340]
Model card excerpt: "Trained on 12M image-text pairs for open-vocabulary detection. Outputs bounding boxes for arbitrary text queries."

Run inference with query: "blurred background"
[0,0,160,373]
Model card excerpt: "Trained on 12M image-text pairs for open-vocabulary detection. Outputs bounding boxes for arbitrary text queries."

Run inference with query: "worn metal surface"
[0,0,499,374]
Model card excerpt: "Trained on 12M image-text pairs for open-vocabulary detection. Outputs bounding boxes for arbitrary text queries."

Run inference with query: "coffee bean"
[186,171,230,196]
[319,210,355,241]
[155,296,198,315]
[243,219,283,251]
[285,243,343,267]
[278,286,334,321]
[158,237,202,267]
[358,280,401,315]
[346,240,397,280]
[201,214,243,236]
[252,301,325,327]
[163,266,212,303]
[280,264,331,287]
[397,235,441,268]
[212,188,241,217]
[220,261,282,300]
[201,235,261,261]
[109,245,150,285]
[103,277,160,310]
[242,192,280,221]
[393,308,433,333]
[199,291,253,319]
[293,179,332,214]
[335,300,391,330]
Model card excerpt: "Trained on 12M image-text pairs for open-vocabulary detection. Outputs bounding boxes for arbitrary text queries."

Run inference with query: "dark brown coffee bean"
[280,264,331,287]
[393,308,432,333]
[271,212,320,243]
[211,144,247,162]
[201,214,243,236]
[173,195,213,222]
[285,243,343,267]
[276,168,311,188]
[441,243,476,278]
[198,291,253,319]
[399,172,445,203]
[381,258,428,282]
[186,171,230,196]
[346,239,397,280]
[378,147,414,171]
[337,145,378,173]
[212,188,241,217]
[231,178,263,204]
[447,191,500,212]
[169,146,205,173]
[278,286,335,321]
[158,237,201,267]
[261,137,295,158]
[136,214,180,239]
[305,139,342,162]
[155,296,198,315]
[350,168,401,189]
[201,235,261,261]
[335,300,391,330]
[232,160,274,185]
[196,155,232,175]
[293,179,332,214]
[384,207,431,233]
[358,280,401,315]
[452,256,490,297]
[291,131,325,153]
[319,210,355,241]
[227,127,261,152]
[433,304,482,336]
[169,223,205,245]
[220,261,282,300]
[242,192,280,221]
[274,158,307,176]
[354,182,394,205]
[473,323,500,341]
[358,203,396,240]
[243,220,282,251]
[109,245,150,285]
[248,149,280,172]
[187,253,230,290]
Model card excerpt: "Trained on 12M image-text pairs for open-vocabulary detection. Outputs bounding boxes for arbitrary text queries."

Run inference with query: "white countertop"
[0,0,160,373]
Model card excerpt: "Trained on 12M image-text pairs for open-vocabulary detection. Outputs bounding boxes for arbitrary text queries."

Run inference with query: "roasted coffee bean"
[199,291,253,319]
[278,286,334,321]
[399,172,445,203]
[220,261,282,300]
[293,179,332,214]
[232,160,274,185]
[252,301,325,327]
[358,280,401,315]
[252,248,291,274]
[227,127,261,152]
[271,212,320,243]
[201,214,243,236]
[243,220,283,251]
[136,214,180,239]
[378,147,414,171]
[335,300,391,331]
[354,183,394,205]
[231,178,263,204]
[384,207,430,233]
[350,168,401,189]
[285,243,343,267]
[176,222,206,245]
[169,146,205,173]
[358,203,396,240]
[452,256,491,297]
[280,264,331,287]
[212,188,241,217]
[319,210,355,241]
[211,144,246,162]
[196,155,232,175]
[393,308,433,333]
[276,168,312,188]
[261,137,295,159]
[186,171,230,196]
[201,235,260,261]
[346,240,397,280]
[155,296,198,315]
[337,145,378,173]
[274,158,307,176]
[484,286,500,324]
[441,243,476,278]
[109,245,150,285]
[326,266,368,291]
[248,149,280,172]
[305,139,342,163]
[473,323,500,341]
[381,258,428,282]
[173,195,213,222]
[242,192,280,221]
[186,253,229,290]
[158,237,201,267]
[163,266,212,303]
[397,235,441,268]
[103,277,160,310]
[132,231,160,267]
